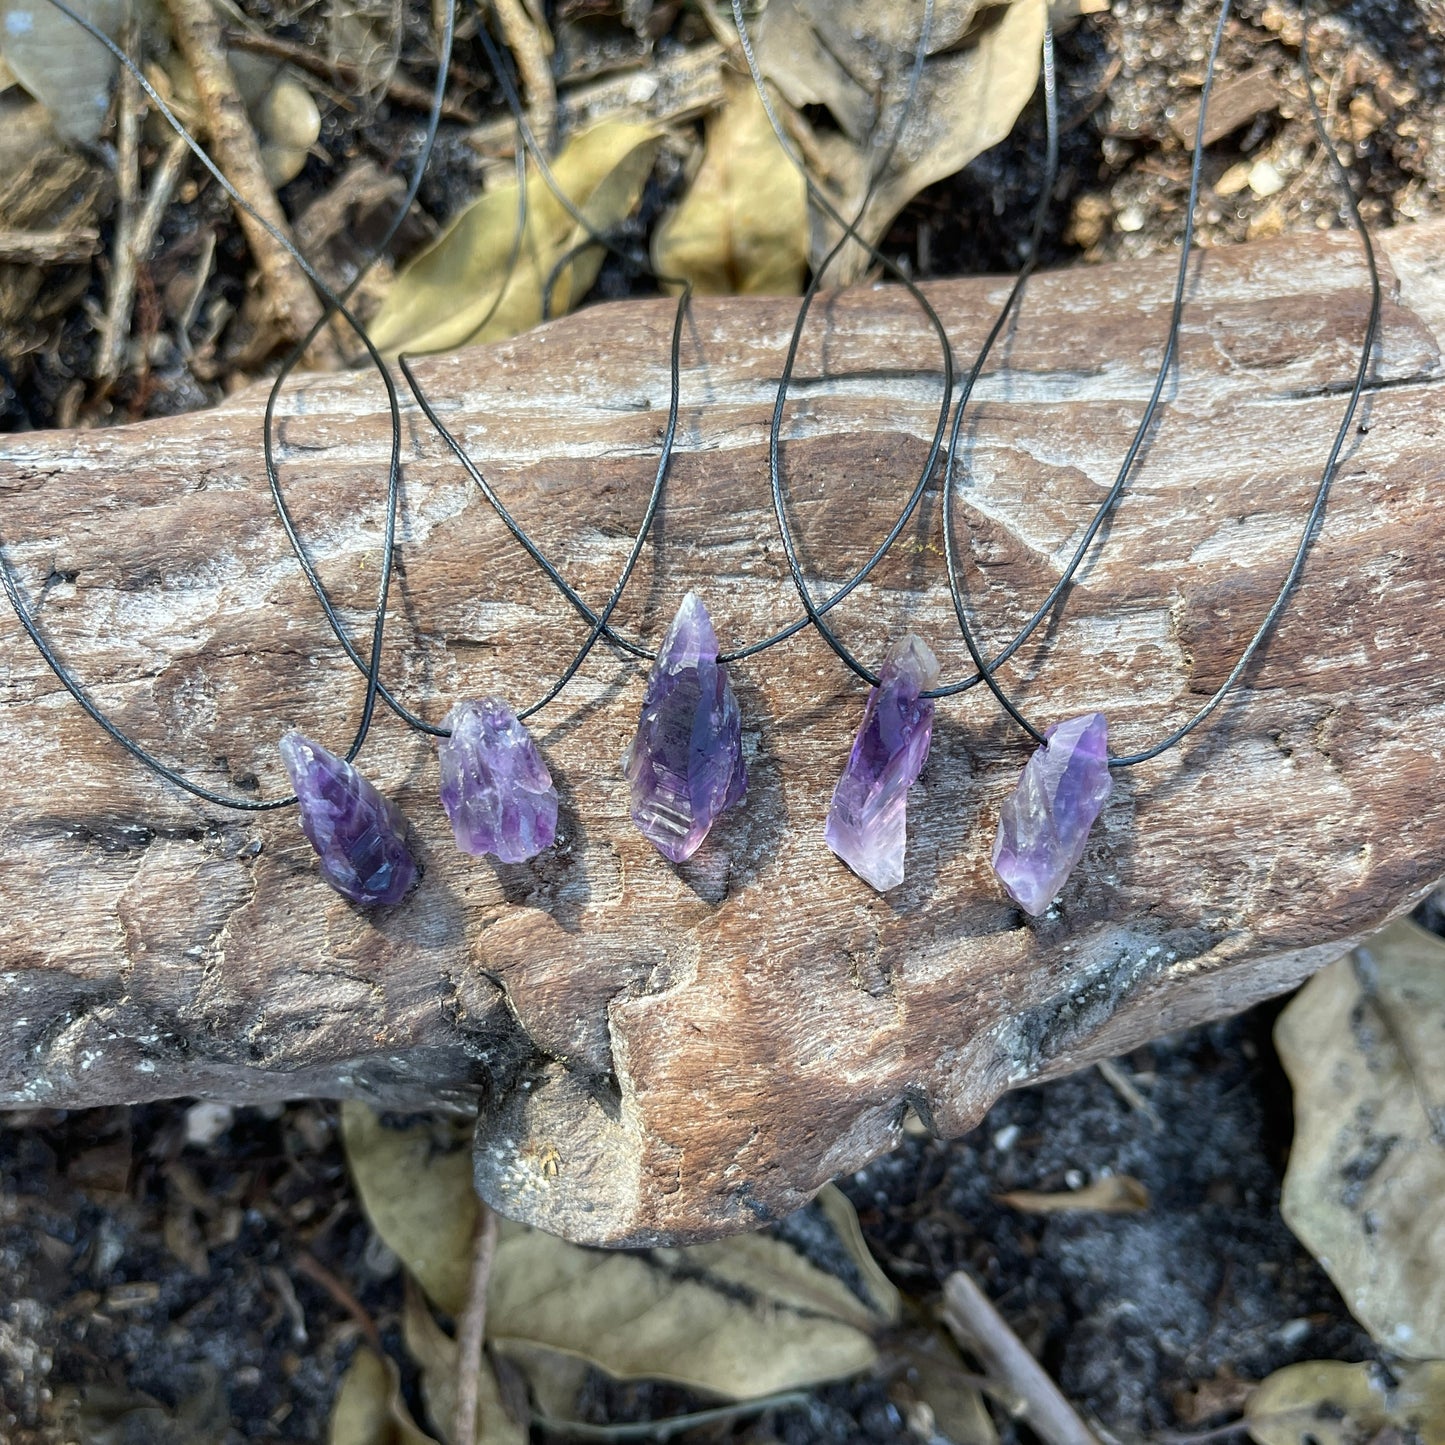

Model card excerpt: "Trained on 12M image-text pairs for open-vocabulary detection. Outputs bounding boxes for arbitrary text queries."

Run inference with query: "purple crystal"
[437,697,558,863]
[278,731,417,907]
[623,591,747,863]
[992,712,1112,916]
[824,635,939,892]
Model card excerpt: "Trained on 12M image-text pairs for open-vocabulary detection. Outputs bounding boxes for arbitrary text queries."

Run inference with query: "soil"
[2,0,1443,1439]
[2,983,1420,1443]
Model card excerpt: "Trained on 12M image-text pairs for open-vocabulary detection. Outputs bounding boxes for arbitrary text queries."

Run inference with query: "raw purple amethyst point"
[278,731,418,907]
[623,591,747,863]
[991,711,1112,917]
[437,696,558,863]
[824,634,940,892]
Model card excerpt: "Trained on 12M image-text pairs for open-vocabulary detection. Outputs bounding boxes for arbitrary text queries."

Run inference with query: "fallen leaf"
[995,1174,1150,1215]
[893,1330,998,1445]
[753,0,1045,281]
[816,1183,903,1325]
[0,0,125,143]
[652,71,806,295]
[401,1286,526,1445]
[340,1102,478,1317]
[341,1105,880,1399]
[329,1346,439,1445]
[490,1221,879,1397]
[1246,1360,1445,1445]
[1275,918,1445,1357]
[368,121,661,354]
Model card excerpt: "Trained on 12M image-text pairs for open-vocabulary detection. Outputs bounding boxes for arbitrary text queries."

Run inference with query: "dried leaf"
[490,1222,879,1398]
[340,1102,478,1317]
[996,1175,1150,1215]
[754,0,1045,281]
[0,0,126,143]
[1275,918,1445,1357]
[369,121,661,354]
[816,1183,903,1325]
[1246,1360,1445,1445]
[341,1105,879,1400]
[401,1287,526,1445]
[329,1346,439,1445]
[652,71,806,295]
[893,1330,998,1445]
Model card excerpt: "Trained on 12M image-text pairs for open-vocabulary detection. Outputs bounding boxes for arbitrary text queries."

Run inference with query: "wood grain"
[2,221,1443,1245]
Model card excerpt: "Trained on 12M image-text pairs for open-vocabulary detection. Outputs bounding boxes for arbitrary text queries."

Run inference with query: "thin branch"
[942,1271,1102,1445]
[162,0,335,363]
[94,23,143,383]
[453,1201,500,1445]
[0,228,100,264]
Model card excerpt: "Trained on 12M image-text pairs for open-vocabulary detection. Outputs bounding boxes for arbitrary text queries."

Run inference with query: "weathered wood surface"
[2,221,1443,1246]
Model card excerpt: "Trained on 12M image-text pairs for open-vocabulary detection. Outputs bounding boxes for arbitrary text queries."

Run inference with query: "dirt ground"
[3,0,1444,1439]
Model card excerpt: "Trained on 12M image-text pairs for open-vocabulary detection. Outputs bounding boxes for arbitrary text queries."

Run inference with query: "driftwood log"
[2,221,1443,1246]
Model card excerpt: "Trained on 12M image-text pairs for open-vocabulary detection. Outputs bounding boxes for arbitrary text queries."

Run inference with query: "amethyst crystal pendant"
[623,591,747,863]
[824,634,939,891]
[437,697,558,863]
[992,712,1112,917]
[278,731,418,907]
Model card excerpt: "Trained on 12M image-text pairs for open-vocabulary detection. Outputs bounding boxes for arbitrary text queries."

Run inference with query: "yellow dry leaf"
[754,0,1046,282]
[340,1102,478,1317]
[652,72,806,295]
[341,1106,879,1401]
[489,1221,879,1398]
[329,1346,439,1445]
[1246,1359,1445,1445]
[1275,918,1445,1358]
[816,1183,903,1325]
[995,1174,1150,1215]
[369,121,661,354]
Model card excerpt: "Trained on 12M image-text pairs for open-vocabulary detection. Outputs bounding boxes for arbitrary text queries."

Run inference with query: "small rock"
[183,1101,235,1148]
[1247,158,1286,197]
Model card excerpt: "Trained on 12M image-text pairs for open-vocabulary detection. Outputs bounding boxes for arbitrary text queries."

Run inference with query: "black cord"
[0,0,455,809]
[943,0,1381,768]
[401,2,969,673]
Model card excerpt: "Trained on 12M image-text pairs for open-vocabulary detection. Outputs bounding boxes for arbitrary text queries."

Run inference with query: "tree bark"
[2,221,1442,1246]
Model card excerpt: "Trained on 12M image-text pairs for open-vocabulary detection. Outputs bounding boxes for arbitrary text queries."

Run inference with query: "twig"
[162,0,335,364]
[453,1201,500,1445]
[491,0,557,153]
[1096,1058,1163,1130]
[293,1250,383,1355]
[95,23,143,383]
[223,28,480,124]
[942,1271,1102,1445]
[0,228,101,264]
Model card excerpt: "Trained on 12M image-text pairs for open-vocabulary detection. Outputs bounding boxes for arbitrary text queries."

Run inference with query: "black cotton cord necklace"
[388,1,965,866]
[729,0,1062,889]
[0,0,467,905]
[946,0,1382,916]
[3,0,455,823]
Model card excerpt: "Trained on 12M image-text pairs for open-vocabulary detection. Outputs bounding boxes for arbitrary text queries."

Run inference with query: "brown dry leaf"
[996,1174,1150,1215]
[652,70,806,295]
[1275,918,1445,1357]
[329,1345,439,1445]
[341,1105,879,1399]
[401,1286,526,1445]
[753,0,1045,281]
[368,121,661,354]
[490,1220,879,1397]
[1246,1360,1445,1445]
[340,1102,478,1317]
